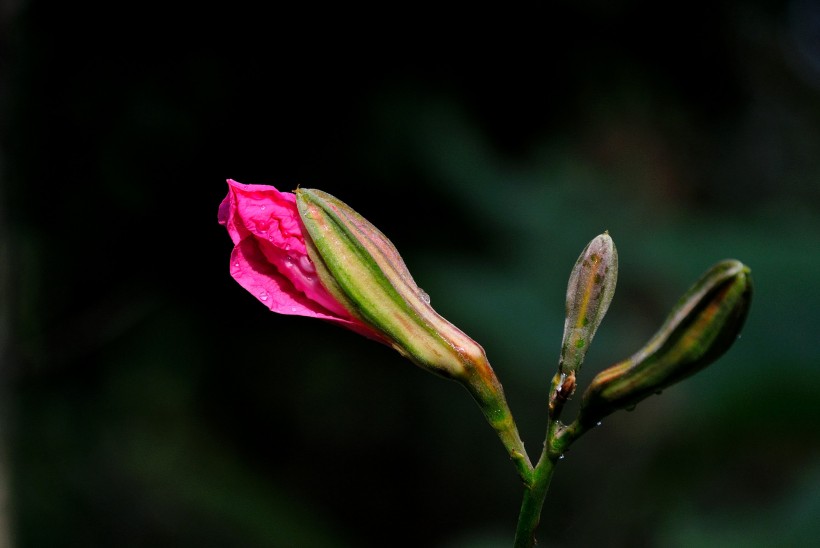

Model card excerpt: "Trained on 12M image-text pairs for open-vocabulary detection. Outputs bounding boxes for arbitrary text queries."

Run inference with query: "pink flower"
[219,179,529,471]
[217,179,384,341]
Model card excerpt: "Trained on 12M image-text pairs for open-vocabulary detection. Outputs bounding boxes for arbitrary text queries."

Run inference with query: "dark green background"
[3,1,820,546]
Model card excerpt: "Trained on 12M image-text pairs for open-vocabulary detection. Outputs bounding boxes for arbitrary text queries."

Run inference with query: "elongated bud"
[296,188,486,378]
[577,260,752,427]
[295,189,530,474]
[559,233,618,375]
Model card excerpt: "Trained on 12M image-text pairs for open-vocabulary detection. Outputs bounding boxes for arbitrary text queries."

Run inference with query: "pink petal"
[219,179,305,254]
[230,236,343,321]
[220,179,385,344]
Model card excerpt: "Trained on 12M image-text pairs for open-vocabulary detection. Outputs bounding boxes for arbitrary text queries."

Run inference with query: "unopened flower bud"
[559,233,618,375]
[295,189,530,470]
[578,260,752,427]
[296,188,491,380]
[220,181,529,475]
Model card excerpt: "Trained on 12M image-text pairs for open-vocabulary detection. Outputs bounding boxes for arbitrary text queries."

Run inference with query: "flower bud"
[296,189,530,471]
[221,181,529,472]
[296,188,491,380]
[577,260,752,427]
[559,233,618,375]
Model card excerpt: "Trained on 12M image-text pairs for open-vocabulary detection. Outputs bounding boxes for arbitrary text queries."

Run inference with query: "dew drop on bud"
[419,289,430,304]
[559,454,566,460]
[299,255,315,274]
[260,291,269,301]
[555,373,567,394]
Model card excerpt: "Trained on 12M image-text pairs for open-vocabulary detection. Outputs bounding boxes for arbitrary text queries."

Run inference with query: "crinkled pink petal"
[219,179,342,315]
[219,179,386,342]
[218,179,305,253]
[230,237,343,320]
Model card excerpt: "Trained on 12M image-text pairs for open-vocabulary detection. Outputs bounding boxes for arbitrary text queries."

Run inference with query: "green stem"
[495,420,534,484]
[513,374,588,547]
[474,397,533,484]
[513,452,557,548]
[463,364,534,484]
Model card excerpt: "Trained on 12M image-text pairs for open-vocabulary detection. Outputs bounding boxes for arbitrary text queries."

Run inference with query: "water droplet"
[260,205,266,211]
[555,373,567,394]
[260,291,269,301]
[290,306,297,312]
[418,289,430,304]
[558,454,566,460]
[300,255,315,273]
[596,421,602,427]
[233,262,240,268]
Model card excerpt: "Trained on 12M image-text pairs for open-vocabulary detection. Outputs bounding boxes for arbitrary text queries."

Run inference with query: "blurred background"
[2,1,820,546]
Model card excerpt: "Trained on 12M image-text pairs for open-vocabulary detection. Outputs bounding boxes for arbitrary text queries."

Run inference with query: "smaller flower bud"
[577,260,752,427]
[559,233,618,375]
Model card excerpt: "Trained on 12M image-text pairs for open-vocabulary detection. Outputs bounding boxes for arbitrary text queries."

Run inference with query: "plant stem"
[513,373,587,547]
[463,361,534,484]
[513,452,557,548]
[495,421,534,484]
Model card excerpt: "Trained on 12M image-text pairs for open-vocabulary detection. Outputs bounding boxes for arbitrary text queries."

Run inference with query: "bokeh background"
[3,1,820,546]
